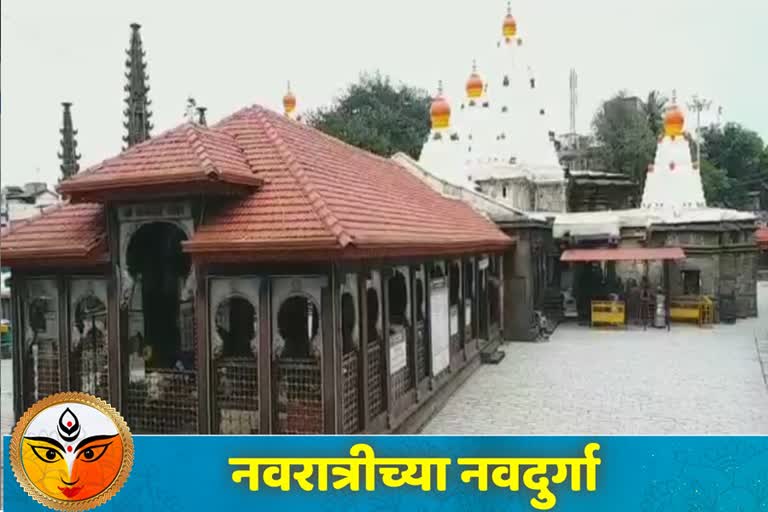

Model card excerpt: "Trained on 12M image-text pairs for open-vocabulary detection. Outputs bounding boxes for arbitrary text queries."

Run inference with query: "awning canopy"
[561,247,686,262]
[757,227,768,249]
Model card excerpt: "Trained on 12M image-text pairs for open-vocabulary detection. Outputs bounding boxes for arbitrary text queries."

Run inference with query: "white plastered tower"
[641,97,706,210]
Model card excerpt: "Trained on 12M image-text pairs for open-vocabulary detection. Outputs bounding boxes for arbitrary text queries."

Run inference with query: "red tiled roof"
[561,247,686,262]
[2,104,510,266]
[58,123,262,198]
[0,203,107,267]
[185,106,511,259]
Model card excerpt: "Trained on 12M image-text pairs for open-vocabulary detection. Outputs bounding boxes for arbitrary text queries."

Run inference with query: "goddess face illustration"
[21,403,124,501]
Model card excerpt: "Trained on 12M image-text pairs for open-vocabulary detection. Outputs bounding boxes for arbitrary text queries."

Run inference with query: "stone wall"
[610,222,758,319]
[500,224,555,341]
[652,224,757,318]
[535,182,567,213]
[477,178,534,212]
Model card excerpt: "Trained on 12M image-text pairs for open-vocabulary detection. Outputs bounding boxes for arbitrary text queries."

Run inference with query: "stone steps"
[480,340,506,364]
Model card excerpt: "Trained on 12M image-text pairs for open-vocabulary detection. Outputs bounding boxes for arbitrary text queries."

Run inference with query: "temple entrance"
[123,221,197,433]
[272,277,325,434]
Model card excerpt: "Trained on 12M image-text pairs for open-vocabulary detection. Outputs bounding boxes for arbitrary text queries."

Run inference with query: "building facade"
[1,182,60,227]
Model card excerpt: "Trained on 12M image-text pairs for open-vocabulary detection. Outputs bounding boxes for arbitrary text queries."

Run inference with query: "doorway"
[123,221,197,433]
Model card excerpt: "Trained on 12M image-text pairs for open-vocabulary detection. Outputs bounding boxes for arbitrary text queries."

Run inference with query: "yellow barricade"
[590,301,625,327]
[669,296,713,327]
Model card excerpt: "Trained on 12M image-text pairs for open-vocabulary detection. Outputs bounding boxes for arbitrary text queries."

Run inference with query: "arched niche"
[119,218,195,310]
[271,276,326,360]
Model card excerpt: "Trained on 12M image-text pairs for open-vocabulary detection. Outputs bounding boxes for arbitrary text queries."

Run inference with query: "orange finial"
[430,80,451,130]
[466,60,484,99]
[283,81,296,115]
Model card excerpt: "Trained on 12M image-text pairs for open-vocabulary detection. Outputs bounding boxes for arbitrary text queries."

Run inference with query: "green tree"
[700,123,767,208]
[592,91,657,196]
[700,159,731,207]
[307,72,431,160]
[643,90,667,137]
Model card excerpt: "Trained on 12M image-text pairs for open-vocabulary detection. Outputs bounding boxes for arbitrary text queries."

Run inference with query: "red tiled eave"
[57,123,262,201]
[0,203,108,268]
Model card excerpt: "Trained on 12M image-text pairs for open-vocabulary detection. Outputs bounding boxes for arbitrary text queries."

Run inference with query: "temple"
[418,3,567,213]
[1,97,512,434]
[553,99,758,322]
[415,4,758,326]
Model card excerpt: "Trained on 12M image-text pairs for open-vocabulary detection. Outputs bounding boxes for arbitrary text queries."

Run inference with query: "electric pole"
[687,95,711,168]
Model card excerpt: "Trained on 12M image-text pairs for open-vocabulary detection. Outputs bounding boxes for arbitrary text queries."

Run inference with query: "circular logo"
[10,392,133,511]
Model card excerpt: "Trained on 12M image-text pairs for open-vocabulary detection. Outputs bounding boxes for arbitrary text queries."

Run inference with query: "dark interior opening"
[415,278,425,322]
[388,271,408,326]
[366,287,380,343]
[682,270,701,295]
[449,262,460,306]
[464,261,474,299]
[277,295,319,359]
[216,297,256,358]
[341,292,356,354]
[126,222,191,369]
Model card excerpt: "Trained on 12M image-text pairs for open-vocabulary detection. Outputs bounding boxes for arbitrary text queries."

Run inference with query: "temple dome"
[502,3,517,40]
[466,63,484,99]
[283,83,296,115]
[430,84,451,129]
[664,104,684,138]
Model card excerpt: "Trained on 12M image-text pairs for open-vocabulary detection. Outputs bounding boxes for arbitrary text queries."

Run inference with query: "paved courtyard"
[424,282,768,435]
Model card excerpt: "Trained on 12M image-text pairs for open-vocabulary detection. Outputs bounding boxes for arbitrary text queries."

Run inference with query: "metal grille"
[367,340,385,419]
[125,369,198,433]
[70,280,110,400]
[24,341,60,406]
[415,322,428,381]
[125,297,198,434]
[275,358,323,434]
[391,363,412,401]
[70,337,109,401]
[341,351,360,433]
[214,358,259,434]
[23,279,62,407]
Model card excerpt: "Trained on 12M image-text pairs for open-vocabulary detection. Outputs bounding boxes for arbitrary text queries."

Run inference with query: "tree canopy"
[643,90,667,138]
[307,72,431,160]
[700,123,767,209]
[592,91,657,194]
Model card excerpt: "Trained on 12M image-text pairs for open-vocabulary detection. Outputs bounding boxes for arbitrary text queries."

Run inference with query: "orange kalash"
[664,105,685,138]
[466,68,484,99]
[430,84,451,129]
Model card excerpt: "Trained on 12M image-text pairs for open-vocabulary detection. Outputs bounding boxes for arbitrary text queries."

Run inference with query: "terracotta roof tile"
[58,123,260,196]
[187,106,510,257]
[0,203,107,266]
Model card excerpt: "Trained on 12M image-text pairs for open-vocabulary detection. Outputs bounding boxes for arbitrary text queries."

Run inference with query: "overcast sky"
[2,0,766,187]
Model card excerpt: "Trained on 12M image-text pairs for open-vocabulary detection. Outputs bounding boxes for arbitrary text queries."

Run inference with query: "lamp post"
[687,95,712,167]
